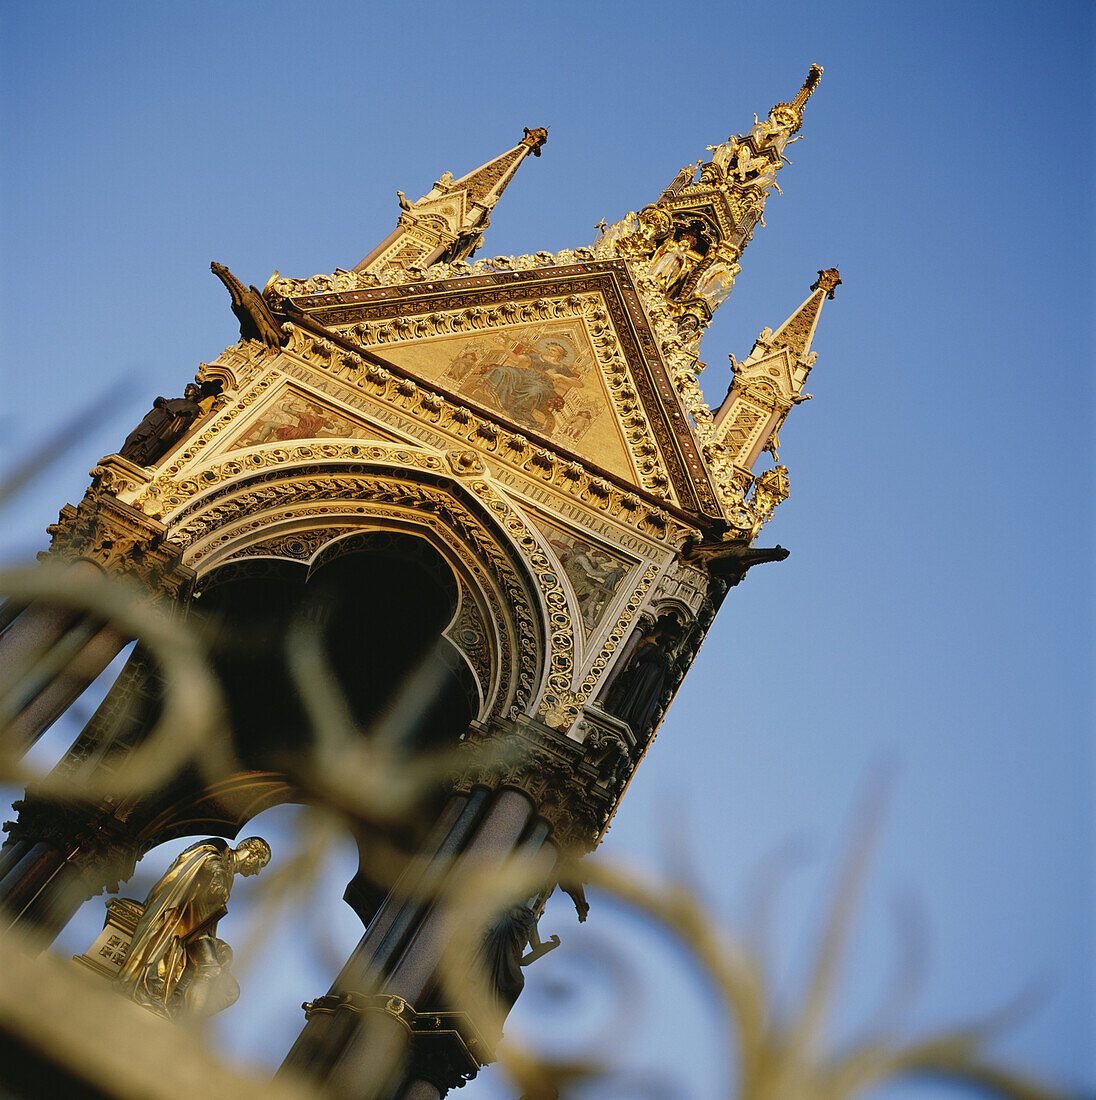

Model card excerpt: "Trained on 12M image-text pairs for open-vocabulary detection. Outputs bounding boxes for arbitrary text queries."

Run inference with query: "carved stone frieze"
[145,356,685,538]
[581,722,631,791]
[271,247,598,300]
[136,436,444,521]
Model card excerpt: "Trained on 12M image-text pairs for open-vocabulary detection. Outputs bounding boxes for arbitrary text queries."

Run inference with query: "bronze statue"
[480,901,561,1021]
[210,261,285,348]
[119,379,223,466]
[115,836,270,1019]
[481,904,539,1014]
[603,614,685,736]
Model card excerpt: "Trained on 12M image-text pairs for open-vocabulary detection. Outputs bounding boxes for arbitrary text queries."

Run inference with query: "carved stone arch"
[648,598,693,630]
[190,554,306,594]
[193,523,494,714]
[208,526,361,567]
[162,457,559,720]
[307,527,459,595]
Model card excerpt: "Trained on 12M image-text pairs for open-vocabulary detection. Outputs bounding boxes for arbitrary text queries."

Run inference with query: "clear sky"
[1,2,1092,1097]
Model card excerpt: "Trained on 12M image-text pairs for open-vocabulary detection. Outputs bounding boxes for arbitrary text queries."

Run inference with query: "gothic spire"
[768,267,842,361]
[354,127,548,276]
[592,66,823,330]
[711,267,840,471]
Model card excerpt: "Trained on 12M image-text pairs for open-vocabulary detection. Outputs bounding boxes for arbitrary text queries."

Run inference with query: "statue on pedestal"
[113,836,270,1019]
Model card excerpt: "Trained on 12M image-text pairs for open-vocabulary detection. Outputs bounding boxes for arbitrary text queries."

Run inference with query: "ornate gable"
[273,258,724,521]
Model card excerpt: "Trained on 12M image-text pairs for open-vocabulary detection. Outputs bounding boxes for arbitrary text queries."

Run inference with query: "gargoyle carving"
[210,261,285,348]
[682,539,790,586]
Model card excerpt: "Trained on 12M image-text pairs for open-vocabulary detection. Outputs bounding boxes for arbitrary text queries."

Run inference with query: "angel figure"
[695,261,742,307]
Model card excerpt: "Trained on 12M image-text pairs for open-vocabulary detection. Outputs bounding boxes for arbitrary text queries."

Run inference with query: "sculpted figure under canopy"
[604,614,685,736]
[116,836,271,1019]
[119,379,223,467]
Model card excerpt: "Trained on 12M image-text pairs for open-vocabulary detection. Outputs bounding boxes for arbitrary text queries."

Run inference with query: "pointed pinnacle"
[770,64,824,136]
[793,64,824,109]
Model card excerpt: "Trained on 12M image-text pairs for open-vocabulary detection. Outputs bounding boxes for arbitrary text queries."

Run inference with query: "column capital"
[40,490,194,602]
[3,794,138,895]
[454,716,622,852]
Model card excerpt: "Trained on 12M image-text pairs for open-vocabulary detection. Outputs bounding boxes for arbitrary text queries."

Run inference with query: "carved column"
[1,490,192,759]
[396,819,556,1100]
[0,559,100,666]
[285,713,612,1098]
[280,790,490,1084]
[0,796,137,945]
[0,648,162,944]
[321,787,538,1099]
[0,560,109,756]
[2,621,133,757]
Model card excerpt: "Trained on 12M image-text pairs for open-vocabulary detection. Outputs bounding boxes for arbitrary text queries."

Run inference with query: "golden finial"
[520,126,549,156]
[810,267,842,299]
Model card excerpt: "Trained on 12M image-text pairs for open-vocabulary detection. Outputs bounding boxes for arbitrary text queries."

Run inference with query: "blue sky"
[1,3,1092,1096]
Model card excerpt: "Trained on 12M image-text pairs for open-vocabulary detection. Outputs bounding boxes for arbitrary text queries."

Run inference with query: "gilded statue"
[649,229,705,299]
[695,261,742,307]
[116,837,271,1019]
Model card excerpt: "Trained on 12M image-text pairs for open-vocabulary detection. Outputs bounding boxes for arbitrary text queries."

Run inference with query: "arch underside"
[170,460,551,723]
[125,461,555,852]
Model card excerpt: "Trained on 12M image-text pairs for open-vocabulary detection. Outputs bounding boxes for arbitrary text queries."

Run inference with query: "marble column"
[322,788,537,1099]
[0,560,133,757]
[279,788,491,1083]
